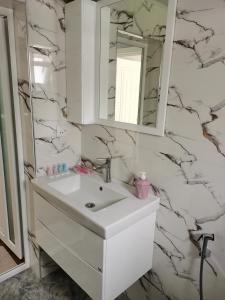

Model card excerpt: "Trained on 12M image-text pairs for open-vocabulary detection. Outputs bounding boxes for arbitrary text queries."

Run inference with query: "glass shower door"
[0,134,9,250]
[0,15,23,259]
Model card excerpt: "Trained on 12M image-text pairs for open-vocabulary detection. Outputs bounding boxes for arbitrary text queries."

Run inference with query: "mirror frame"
[95,0,177,136]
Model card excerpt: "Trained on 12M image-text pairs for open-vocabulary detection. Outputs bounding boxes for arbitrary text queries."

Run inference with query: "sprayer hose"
[199,250,205,300]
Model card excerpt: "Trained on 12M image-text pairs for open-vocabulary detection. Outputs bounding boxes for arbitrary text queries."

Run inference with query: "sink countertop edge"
[32,173,160,239]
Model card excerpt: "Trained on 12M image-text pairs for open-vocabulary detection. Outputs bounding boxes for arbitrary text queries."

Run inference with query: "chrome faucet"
[94,157,111,183]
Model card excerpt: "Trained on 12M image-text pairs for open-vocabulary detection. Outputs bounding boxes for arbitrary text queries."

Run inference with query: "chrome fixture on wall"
[198,234,215,300]
[94,157,112,183]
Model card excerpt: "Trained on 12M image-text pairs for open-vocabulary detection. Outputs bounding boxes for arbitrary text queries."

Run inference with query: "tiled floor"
[0,240,22,275]
[0,268,130,300]
[0,268,90,300]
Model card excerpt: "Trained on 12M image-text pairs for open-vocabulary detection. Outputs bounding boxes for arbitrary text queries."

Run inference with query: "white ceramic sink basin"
[48,175,126,212]
[32,172,159,238]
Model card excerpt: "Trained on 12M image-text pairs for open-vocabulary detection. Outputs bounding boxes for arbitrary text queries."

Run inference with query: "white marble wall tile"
[34,119,81,175]
[24,0,225,298]
[27,0,81,175]
[81,0,225,299]
[27,0,65,51]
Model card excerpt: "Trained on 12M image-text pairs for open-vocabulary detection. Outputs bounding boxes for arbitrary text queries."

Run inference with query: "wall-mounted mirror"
[96,0,177,135]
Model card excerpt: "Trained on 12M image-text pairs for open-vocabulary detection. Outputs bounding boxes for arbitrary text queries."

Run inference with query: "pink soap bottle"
[135,172,151,199]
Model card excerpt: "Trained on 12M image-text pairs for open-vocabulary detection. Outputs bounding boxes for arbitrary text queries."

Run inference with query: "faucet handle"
[96,157,111,162]
[95,157,112,183]
[96,155,123,161]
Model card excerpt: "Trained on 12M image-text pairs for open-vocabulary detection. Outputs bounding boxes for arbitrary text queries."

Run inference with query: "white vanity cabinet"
[34,191,157,300]
[65,0,96,124]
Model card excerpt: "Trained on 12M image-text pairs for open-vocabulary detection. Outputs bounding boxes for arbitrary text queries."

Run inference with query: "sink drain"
[85,202,96,209]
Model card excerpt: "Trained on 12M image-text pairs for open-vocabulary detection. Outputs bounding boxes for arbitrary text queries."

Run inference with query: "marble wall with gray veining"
[82,0,225,299]
[25,0,225,299]
[27,0,81,176]
[25,0,82,273]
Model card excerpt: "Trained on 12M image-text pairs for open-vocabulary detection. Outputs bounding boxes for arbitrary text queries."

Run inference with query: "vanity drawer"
[34,192,104,272]
[36,220,103,300]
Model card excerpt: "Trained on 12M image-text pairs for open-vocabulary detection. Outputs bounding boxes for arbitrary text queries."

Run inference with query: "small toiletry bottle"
[57,163,63,174]
[52,164,57,175]
[135,172,151,199]
[46,166,52,176]
[62,163,68,173]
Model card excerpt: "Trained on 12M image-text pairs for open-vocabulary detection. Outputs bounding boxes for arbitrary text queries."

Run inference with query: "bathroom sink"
[33,173,159,300]
[48,175,126,212]
[32,172,159,238]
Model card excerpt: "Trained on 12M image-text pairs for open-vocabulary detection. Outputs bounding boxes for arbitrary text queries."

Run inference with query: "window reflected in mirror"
[99,0,168,128]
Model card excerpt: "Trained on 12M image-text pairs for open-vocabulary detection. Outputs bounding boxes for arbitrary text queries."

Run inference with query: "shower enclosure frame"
[0,6,30,282]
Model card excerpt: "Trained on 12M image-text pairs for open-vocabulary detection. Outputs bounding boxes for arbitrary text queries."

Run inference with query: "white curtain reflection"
[115,47,142,124]
[31,53,51,87]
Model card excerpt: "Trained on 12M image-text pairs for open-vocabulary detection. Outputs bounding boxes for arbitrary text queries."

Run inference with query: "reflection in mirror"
[115,30,144,124]
[99,0,169,129]
[30,51,53,90]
